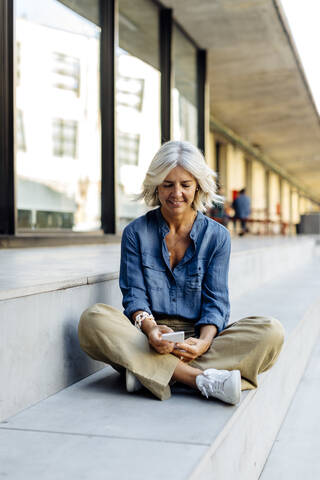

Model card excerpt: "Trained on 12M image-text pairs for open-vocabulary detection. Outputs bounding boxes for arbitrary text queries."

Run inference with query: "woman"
[78,141,284,405]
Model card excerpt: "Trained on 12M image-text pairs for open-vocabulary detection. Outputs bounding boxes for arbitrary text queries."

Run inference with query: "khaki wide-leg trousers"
[78,303,285,401]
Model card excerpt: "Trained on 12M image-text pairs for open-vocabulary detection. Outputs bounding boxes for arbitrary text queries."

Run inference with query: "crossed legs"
[78,303,285,400]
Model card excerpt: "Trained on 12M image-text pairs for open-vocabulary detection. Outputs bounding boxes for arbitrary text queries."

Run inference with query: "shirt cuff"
[195,316,226,335]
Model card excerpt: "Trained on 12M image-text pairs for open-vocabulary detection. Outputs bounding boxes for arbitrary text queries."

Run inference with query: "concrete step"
[0,256,319,479]
[0,237,316,421]
[0,237,315,302]
[259,335,320,480]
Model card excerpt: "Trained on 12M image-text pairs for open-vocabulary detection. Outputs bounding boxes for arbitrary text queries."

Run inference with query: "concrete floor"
[0,366,242,480]
[260,337,320,480]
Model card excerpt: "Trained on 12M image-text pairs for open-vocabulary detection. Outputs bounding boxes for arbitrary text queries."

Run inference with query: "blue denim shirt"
[119,208,231,334]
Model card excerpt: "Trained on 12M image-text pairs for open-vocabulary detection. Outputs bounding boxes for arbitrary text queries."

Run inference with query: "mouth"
[168,200,185,207]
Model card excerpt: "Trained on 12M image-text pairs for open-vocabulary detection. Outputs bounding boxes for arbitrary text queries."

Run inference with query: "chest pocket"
[142,253,168,291]
[185,261,206,291]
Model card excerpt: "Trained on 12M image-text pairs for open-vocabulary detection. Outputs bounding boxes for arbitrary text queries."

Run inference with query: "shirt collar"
[155,207,204,242]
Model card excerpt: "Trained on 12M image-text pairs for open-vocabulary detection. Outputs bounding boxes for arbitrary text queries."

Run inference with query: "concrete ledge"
[229,237,315,299]
[189,298,320,480]
[0,237,317,421]
[0,272,119,301]
[0,237,315,301]
[0,279,122,421]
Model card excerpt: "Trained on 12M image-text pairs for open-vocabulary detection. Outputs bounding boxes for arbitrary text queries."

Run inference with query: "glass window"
[172,25,198,146]
[116,0,161,232]
[52,52,80,96]
[17,110,26,151]
[16,42,21,85]
[118,132,140,166]
[52,118,78,158]
[15,0,101,232]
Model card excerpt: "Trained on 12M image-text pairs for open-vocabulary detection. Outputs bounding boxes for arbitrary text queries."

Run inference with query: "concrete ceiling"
[162,0,320,202]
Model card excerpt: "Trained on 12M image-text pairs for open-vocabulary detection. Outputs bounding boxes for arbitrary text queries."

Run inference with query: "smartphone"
[162,331,185,343]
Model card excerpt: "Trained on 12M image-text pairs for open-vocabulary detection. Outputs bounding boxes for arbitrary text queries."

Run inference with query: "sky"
[281,0,320,115]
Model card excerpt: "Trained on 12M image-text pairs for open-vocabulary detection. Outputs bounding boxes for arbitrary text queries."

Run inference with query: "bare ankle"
[172,362,202,389]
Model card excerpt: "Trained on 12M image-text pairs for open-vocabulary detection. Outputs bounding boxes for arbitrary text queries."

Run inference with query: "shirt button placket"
[171,288,177,313]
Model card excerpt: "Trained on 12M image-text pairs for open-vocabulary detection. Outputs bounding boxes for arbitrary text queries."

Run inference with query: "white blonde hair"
[138,140,222,212]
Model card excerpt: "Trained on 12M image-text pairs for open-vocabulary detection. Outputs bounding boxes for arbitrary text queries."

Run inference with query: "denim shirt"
[119,207,231,334]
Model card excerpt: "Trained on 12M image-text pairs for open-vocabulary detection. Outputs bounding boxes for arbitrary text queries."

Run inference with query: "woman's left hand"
[172,337,211,362]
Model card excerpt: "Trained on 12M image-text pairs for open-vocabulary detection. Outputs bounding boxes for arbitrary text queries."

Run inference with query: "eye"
[182,184,191,188]
[163,184,172,188]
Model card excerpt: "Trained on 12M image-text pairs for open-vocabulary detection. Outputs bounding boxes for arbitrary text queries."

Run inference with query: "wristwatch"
[134,311,156,330]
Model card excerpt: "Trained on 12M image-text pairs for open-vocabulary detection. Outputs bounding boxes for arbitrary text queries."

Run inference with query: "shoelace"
[200,375,227,398]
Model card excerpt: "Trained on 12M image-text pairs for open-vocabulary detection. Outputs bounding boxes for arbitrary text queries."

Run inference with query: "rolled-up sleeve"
[195,231,231,334]
[119,226,152,321]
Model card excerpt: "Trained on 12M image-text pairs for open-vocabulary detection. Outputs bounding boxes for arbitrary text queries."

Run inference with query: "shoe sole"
[230,370,241,405]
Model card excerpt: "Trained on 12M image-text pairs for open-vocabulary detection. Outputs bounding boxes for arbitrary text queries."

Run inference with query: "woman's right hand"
[148,325,175,354]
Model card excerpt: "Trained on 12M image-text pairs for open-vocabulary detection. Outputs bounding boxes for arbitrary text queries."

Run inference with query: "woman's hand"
[148,325,175,354]
[172,337,211,362]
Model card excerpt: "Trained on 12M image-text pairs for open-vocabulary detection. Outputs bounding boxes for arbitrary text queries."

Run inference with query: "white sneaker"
[196,369,241,405]
[126,369,142,393]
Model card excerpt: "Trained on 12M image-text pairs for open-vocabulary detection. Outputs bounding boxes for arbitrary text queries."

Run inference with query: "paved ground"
[260,337,320,480]
[0,365,247,480]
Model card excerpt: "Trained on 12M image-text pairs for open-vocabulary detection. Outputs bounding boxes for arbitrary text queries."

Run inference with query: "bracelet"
[134,311,156,330]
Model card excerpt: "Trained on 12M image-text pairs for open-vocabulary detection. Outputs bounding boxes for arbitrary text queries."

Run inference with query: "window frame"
[0,0,206,239]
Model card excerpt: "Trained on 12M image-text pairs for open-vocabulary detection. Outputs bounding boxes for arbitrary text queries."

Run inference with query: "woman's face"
[157,166,198,216]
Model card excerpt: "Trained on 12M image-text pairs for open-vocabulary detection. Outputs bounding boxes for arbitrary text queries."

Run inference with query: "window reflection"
[15,0,101,231]
[116,0,161,232]
[52,52,80,96]
[172,25,198,145]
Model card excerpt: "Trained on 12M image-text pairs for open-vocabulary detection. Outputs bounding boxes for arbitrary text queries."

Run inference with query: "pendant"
[168,252,171,256]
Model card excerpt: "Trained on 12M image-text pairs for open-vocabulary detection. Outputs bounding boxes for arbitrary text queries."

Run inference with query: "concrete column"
[226,146,246,201]
[251,160,266,220]
[299,195,306,216]
[245,158,253,200]
[289,187,294,235]
[218,142,229,199]
[291,190,300,235]
[279,177,283,223]
[265,169,270,219]
[206,131,215,170]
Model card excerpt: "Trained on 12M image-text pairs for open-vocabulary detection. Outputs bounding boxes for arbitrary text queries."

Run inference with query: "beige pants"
[78,303,285,400]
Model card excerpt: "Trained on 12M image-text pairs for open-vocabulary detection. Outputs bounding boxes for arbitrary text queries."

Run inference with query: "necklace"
[167,212,197,257]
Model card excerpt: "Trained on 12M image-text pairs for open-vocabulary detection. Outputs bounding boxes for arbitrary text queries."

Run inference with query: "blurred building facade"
[1,0,320,241]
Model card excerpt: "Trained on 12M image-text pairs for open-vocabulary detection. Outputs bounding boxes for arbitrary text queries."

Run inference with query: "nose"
[172,184,183,197]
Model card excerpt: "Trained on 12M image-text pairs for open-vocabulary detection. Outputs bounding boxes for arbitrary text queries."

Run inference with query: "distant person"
[232,188,251,236]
